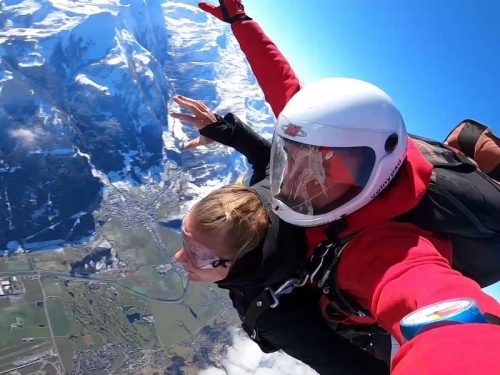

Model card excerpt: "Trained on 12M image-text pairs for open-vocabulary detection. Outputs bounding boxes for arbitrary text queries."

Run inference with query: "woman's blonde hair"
[190,180,268,263]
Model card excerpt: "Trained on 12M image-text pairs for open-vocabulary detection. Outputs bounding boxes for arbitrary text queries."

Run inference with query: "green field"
[17,362,44,375]
[0,338,49,362]
[23,278,44,303]
[151,282,225,347]
[40,276,63,297]
[0,339,53,374]
[47,297,73,336]
[0,296,50,347]
[31,248,74,273]
[157,226,183,255]
[6,326,51,340]
[54,337,75,374]
[101,218,168,268]
[47,281,160,350]
[119,266,185,301]
[118,277,150,296]
[4,254,31,272]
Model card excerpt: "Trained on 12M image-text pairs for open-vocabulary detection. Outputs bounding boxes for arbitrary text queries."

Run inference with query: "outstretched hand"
[198,0,249,23]
[170,95,218,149]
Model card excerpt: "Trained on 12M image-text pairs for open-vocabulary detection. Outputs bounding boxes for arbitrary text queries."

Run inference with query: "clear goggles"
[182,237,230,270]
[270,136,376,215]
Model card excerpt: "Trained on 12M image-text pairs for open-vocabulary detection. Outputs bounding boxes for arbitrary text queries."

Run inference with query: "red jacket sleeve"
[337,221,500,373]
[231,20,301,117]
[392,323,500,374]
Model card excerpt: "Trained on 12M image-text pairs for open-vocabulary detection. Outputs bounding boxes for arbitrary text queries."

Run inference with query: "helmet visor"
[270,136,376,216]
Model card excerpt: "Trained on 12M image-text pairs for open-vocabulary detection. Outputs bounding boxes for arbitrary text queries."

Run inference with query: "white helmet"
[270,78,408,226]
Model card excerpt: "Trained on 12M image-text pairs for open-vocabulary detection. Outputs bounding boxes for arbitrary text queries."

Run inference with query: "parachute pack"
[444,119,500,181]
[398,129,500,287]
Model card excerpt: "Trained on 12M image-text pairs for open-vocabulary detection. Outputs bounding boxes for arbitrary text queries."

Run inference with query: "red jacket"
[231,19,500,374]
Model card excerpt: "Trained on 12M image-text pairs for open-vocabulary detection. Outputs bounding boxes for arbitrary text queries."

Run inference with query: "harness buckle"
[263,287,279,308]
[243,276,308,342]
[264,276,308,309]
[318,270,331,288]
[309,240,336,283]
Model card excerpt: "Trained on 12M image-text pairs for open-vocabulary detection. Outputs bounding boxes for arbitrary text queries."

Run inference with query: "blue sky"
[245,0,499,141]
[244,0,500,300]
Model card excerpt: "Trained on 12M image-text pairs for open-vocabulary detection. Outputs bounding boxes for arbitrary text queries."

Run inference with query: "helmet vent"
[385,134,399,153]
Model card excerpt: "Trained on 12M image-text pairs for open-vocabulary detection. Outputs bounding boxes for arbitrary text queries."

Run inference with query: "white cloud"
[10,128,38,145]
[199,328,318,375]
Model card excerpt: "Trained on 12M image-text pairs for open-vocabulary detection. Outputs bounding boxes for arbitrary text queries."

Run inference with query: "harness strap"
[410,135,477,169]
[444,119,500,180]
[456,120,488,159]
[242,277,307,340]
[219,1,253,24]
[311,239,372,318]
[485,312,500,325]
[242,288,279,340]
[243,222,369,341]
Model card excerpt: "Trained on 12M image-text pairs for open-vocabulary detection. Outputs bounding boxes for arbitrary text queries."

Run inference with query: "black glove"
[198,0,252,23]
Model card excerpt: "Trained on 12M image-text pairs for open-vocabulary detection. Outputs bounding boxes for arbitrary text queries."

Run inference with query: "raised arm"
[200,113,270,184]
[171,95,270,184]
[199,0,301,117]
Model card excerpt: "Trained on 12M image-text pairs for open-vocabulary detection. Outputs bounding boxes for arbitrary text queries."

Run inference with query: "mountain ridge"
[0,0,274,251]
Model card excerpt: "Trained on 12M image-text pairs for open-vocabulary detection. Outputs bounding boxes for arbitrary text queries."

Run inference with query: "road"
[36,272,65,374]
[0,267,188,303]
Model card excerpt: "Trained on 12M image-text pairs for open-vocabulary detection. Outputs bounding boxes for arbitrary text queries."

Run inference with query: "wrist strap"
[228,14,252,23]
[219,1,252,23]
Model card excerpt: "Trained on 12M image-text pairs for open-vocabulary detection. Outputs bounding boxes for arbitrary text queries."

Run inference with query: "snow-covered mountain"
[0,0,275,250]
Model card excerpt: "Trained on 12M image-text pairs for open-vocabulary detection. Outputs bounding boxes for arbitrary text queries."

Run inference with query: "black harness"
[242,219,370,341]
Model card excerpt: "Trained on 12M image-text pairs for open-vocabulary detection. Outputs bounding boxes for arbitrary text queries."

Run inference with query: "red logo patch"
[283,124,306,137]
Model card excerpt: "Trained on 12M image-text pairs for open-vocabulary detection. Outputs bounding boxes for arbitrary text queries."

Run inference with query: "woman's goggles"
[182,238,230,270]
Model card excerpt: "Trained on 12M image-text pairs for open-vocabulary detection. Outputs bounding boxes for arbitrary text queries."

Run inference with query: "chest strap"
[308,236,372,319]
[242,233,371,342]
[242,277,307,340]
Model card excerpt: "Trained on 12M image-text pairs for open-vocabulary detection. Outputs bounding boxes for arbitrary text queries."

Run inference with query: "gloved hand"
[198,0,251,23]
[170,95,218,149]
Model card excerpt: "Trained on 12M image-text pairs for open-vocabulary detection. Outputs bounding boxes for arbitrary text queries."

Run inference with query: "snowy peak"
[0,0,274,251]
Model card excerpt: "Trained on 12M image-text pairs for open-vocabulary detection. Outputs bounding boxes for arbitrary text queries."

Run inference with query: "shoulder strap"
[308,229,372,319]
[410,134,477,169]
[444,119,500,181]
[485,313,500,325]
[242,277,307,341]
[445,119,487,159]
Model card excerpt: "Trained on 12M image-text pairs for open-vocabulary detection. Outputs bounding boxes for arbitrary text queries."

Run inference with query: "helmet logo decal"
[282,124,307,137]
[370,154,405,199]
